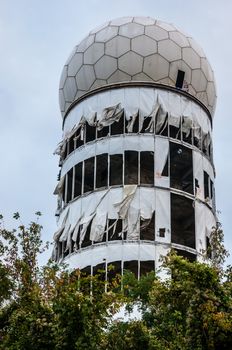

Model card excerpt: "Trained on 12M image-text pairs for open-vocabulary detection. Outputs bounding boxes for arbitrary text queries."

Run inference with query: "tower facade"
[53,17,217,277]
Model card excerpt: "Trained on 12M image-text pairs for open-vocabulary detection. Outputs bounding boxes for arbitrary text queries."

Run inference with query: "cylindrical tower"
[53,17,217,277]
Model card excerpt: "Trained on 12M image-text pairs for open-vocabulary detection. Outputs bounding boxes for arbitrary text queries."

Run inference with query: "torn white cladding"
[97,103,124,129]
[195,201,216,253]
[114,185,137,219]
[155,137,169,187]
[126,207,140,240]
[53,176,65,195]
[90,210,107,242]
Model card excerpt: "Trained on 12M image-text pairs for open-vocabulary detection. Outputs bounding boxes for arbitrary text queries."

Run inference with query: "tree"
[0,214,231,349]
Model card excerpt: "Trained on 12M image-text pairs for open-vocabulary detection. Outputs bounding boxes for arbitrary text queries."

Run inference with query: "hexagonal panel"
[182,47,201,69]
[201,58,214,82]
[192,69,207,92]
[105,36,130,57]
[119,22,144,38]
[107,70,131,83]
[84,43,104,64]
[188,38,205,57]
[95,26,118,42]
[169,31,189,47]
[65,46,77,65]
[206,82,216,107]
[187,84,197,97]
[110,17,133,26]
[157,77,175,86]
[133,17,155,25]
[59,65,68,88]
[95,56,117,79]
[156,20,176,31]
[59,89,65,112]
[90,79,107,90]
[144,54,169,81]
[74,90,85,101]
[131,35,157,56]
[158,39,181,61]
[118,51,143,76]
[132,72,153,81]
[76,65,95,91]
[169,60,192,83]
[145,25,168,41]
[63,77,77,101]
[196,92,208,106]
[67,53,83,76]
[77,34,95,52]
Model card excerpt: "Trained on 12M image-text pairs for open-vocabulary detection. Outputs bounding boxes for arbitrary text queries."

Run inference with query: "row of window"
[57,194,196,261]
[62,111,212,162]
[60,143,214,208]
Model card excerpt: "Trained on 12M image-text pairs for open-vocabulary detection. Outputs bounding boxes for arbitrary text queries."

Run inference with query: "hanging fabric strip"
[90,210,107,242]
[114,185,137,220]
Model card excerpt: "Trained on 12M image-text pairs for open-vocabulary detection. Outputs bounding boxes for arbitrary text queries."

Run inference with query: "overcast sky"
[0,0,231,264]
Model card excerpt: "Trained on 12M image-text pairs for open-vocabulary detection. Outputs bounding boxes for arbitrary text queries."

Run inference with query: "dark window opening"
[96,153,108,188]
[84,157,94,193]
[140,151,154,185]
[140,260,155,276]
[67,168,73,203]
[97,126,109,139]
[175,249,196,262]
[210,179,213,200]
[170,142,193,194]
[156,114,168,136]
[162,156,169,177]
[64,142,69,159]
[169,124,181,140]
[108,261,121,281]
[85,122,96,143]
[125,151,138,185]
[81,219,93,248]
[175,70,185,89]
[63,242,69,258]
[159,228,165,237]
[141,116,152,133]
[69,136,75,155]
[140,212,155,240]
[81,265,91,275]
[204,171,210,199]
[171,193,195,249]
[110,154,123,186]
[123,260,138,277]
[108,219,123,241]
[93,263,105,281]
[62,176,66,203]
[111,113,124,135]
[74,163,82,198]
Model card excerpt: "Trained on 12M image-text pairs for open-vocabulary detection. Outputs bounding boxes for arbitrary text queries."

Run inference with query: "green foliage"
[0,214,231,349]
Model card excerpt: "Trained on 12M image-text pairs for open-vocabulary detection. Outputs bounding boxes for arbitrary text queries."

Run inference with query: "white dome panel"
[59,16,217,117]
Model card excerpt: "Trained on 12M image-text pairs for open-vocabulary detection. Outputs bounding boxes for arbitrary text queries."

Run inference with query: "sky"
[0,0,231,265]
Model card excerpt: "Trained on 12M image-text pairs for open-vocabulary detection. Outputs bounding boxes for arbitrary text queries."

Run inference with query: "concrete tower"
[53,17,217,277]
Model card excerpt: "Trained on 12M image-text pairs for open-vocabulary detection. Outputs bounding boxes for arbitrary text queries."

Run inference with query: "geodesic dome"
[59,16,216,118]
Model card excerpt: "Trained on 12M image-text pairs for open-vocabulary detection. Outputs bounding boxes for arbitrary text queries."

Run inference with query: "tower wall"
[53,85,216,276]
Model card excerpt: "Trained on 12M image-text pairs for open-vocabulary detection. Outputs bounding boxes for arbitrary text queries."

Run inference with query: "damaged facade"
[53,17,217,278]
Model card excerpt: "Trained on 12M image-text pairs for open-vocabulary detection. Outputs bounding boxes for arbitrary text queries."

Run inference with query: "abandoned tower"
[53,17,217,277]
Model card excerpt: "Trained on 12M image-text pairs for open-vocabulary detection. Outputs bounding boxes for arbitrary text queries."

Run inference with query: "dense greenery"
[0,213,231,349]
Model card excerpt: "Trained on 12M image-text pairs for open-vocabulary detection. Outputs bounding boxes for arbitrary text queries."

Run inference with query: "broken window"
[182,117,193,144]
[75,128,84,149]
[85,122,96,143]
[97,126,109,139]
[84,157,94,193]
[81,265,91,275]
[96,153,108,188]
[140,212,155,240]
[169,116,181,140]
[170,142,193,194]
[108,219,123,241]
[74,162,82,198]
[140,260,155,276]
[93,263,105,278]
[64,142,69,159]
[66,168,73,203]
[124,151,138,185]
[111,112,125,135]
[171,193,195,249]
[126,113,139,133]
[175,70,185,89]
[156,113,168,136]
[123,260,138,277]
[204,171,210,200]
[140,151,154,185]
[110,154,123,186]
[206,236,212,259]
[108,261,122,281]
[62,175,66,203]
